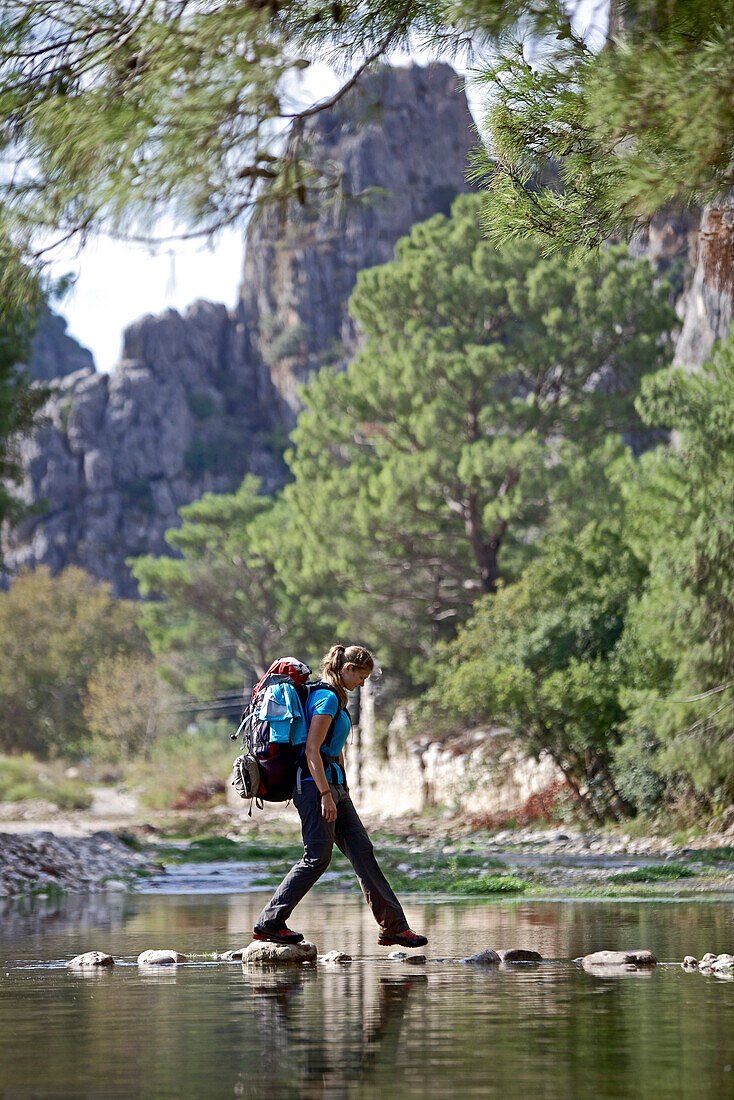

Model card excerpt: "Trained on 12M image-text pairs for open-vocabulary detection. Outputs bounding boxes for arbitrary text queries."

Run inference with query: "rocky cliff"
[3,63,477,594]
[673,189,734,369]
[26,306,96,382]
[240,63,477,415]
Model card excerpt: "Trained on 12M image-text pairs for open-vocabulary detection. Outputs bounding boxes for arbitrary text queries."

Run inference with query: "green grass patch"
[692,847,734,864]
[608,862,696,884]
[387,867,527,895]
[0,753,91,809]
[445,875,528,895]
[151,835,304,865]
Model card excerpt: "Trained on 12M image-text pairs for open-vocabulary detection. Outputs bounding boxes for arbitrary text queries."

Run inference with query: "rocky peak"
[24,305,95,382]
[240,62,477,416]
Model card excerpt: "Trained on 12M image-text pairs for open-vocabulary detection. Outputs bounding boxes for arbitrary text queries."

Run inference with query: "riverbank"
[0,830,159,897]
[2,797,734,900]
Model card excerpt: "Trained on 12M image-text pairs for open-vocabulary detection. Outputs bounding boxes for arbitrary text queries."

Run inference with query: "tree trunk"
[550,750,604,823]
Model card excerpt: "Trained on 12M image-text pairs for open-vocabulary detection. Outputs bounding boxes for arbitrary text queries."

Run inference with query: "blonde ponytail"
[321,643,374,707]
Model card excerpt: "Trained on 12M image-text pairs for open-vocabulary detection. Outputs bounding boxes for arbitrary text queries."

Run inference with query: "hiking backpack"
[231,657,345,807]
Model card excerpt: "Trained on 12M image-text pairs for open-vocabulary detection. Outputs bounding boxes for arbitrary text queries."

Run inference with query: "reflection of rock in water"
[0,892,127,942]
[237,968,427,1100]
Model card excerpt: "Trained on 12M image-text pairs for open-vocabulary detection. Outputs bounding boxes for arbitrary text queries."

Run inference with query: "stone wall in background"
[343,685,561,820]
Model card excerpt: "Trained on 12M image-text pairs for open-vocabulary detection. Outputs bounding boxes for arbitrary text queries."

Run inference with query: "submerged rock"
[498,949,542,964]
[458,949,501,967]
[405,954,427,965]
[318,951,352,964]
[388,950,408,961]
[137,950,187,965]
[220,949,246,961]
[66,951,115,969]
[582,949,657,970]
[242,940,317,967]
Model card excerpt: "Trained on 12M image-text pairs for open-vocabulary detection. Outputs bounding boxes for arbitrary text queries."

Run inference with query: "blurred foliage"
[0,753,91,808]
[0,1,550,247]
[0,566,150,757]
[127,722,234,811]
[130,475,335,697]
[1,1,731,257]
[0,237,47,534]
[474,0,734,251]
[84,652,177,761]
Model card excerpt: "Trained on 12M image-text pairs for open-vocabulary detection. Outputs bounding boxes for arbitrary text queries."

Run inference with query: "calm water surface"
[2,886,734,1098]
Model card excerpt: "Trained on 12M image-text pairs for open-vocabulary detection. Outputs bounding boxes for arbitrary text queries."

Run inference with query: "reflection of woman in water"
[253,644,427,950]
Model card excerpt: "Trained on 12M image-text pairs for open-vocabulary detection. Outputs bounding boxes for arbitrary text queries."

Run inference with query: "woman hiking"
[253,644,428,950]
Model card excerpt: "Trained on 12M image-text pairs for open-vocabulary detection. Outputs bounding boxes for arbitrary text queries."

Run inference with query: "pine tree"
[285,194,673,672]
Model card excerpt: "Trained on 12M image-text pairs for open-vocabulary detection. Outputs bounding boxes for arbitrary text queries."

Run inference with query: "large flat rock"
[66,951,114,969]
[137,950,187,965]
[582,949,657,970]
[242,940,317,967]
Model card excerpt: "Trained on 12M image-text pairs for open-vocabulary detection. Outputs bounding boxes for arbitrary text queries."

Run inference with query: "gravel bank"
[0,830,158,897]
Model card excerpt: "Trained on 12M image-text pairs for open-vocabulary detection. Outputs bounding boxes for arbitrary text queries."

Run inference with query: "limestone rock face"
[4,301,283,595]
[24,306,96,383]
[674,189,734,369]
[242,940,317,966]
[3,63,477,594]
[240,61,476,418]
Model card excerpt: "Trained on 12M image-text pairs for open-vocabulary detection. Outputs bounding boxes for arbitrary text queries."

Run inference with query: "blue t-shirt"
[303,687,351,785]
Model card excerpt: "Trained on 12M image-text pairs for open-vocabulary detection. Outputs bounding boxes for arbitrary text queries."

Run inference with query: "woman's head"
[321,644,374,705]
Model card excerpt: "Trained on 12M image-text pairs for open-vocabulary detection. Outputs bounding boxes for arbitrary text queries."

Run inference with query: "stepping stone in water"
[242,940,317,966]
[318,951,352,964]
[137,950,188,965]
[458,949,501,967]
[498,948,542,963]
[581,949,657,971]
[66,951,115,969]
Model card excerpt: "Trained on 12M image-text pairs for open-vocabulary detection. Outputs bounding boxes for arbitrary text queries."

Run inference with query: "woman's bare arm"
[304,714,337,821]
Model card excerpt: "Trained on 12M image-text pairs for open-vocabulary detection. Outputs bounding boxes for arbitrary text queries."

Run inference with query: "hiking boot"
[378,928,428,949]
[253,924,304,945]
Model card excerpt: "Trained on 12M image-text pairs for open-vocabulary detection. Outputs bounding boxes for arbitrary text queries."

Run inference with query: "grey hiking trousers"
[256,780,409,935]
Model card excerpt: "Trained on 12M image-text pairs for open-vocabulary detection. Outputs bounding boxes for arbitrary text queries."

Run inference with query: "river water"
[2,880,734,1098]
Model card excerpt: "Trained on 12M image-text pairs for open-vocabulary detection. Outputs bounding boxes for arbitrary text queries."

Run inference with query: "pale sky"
[46,3,605,374]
